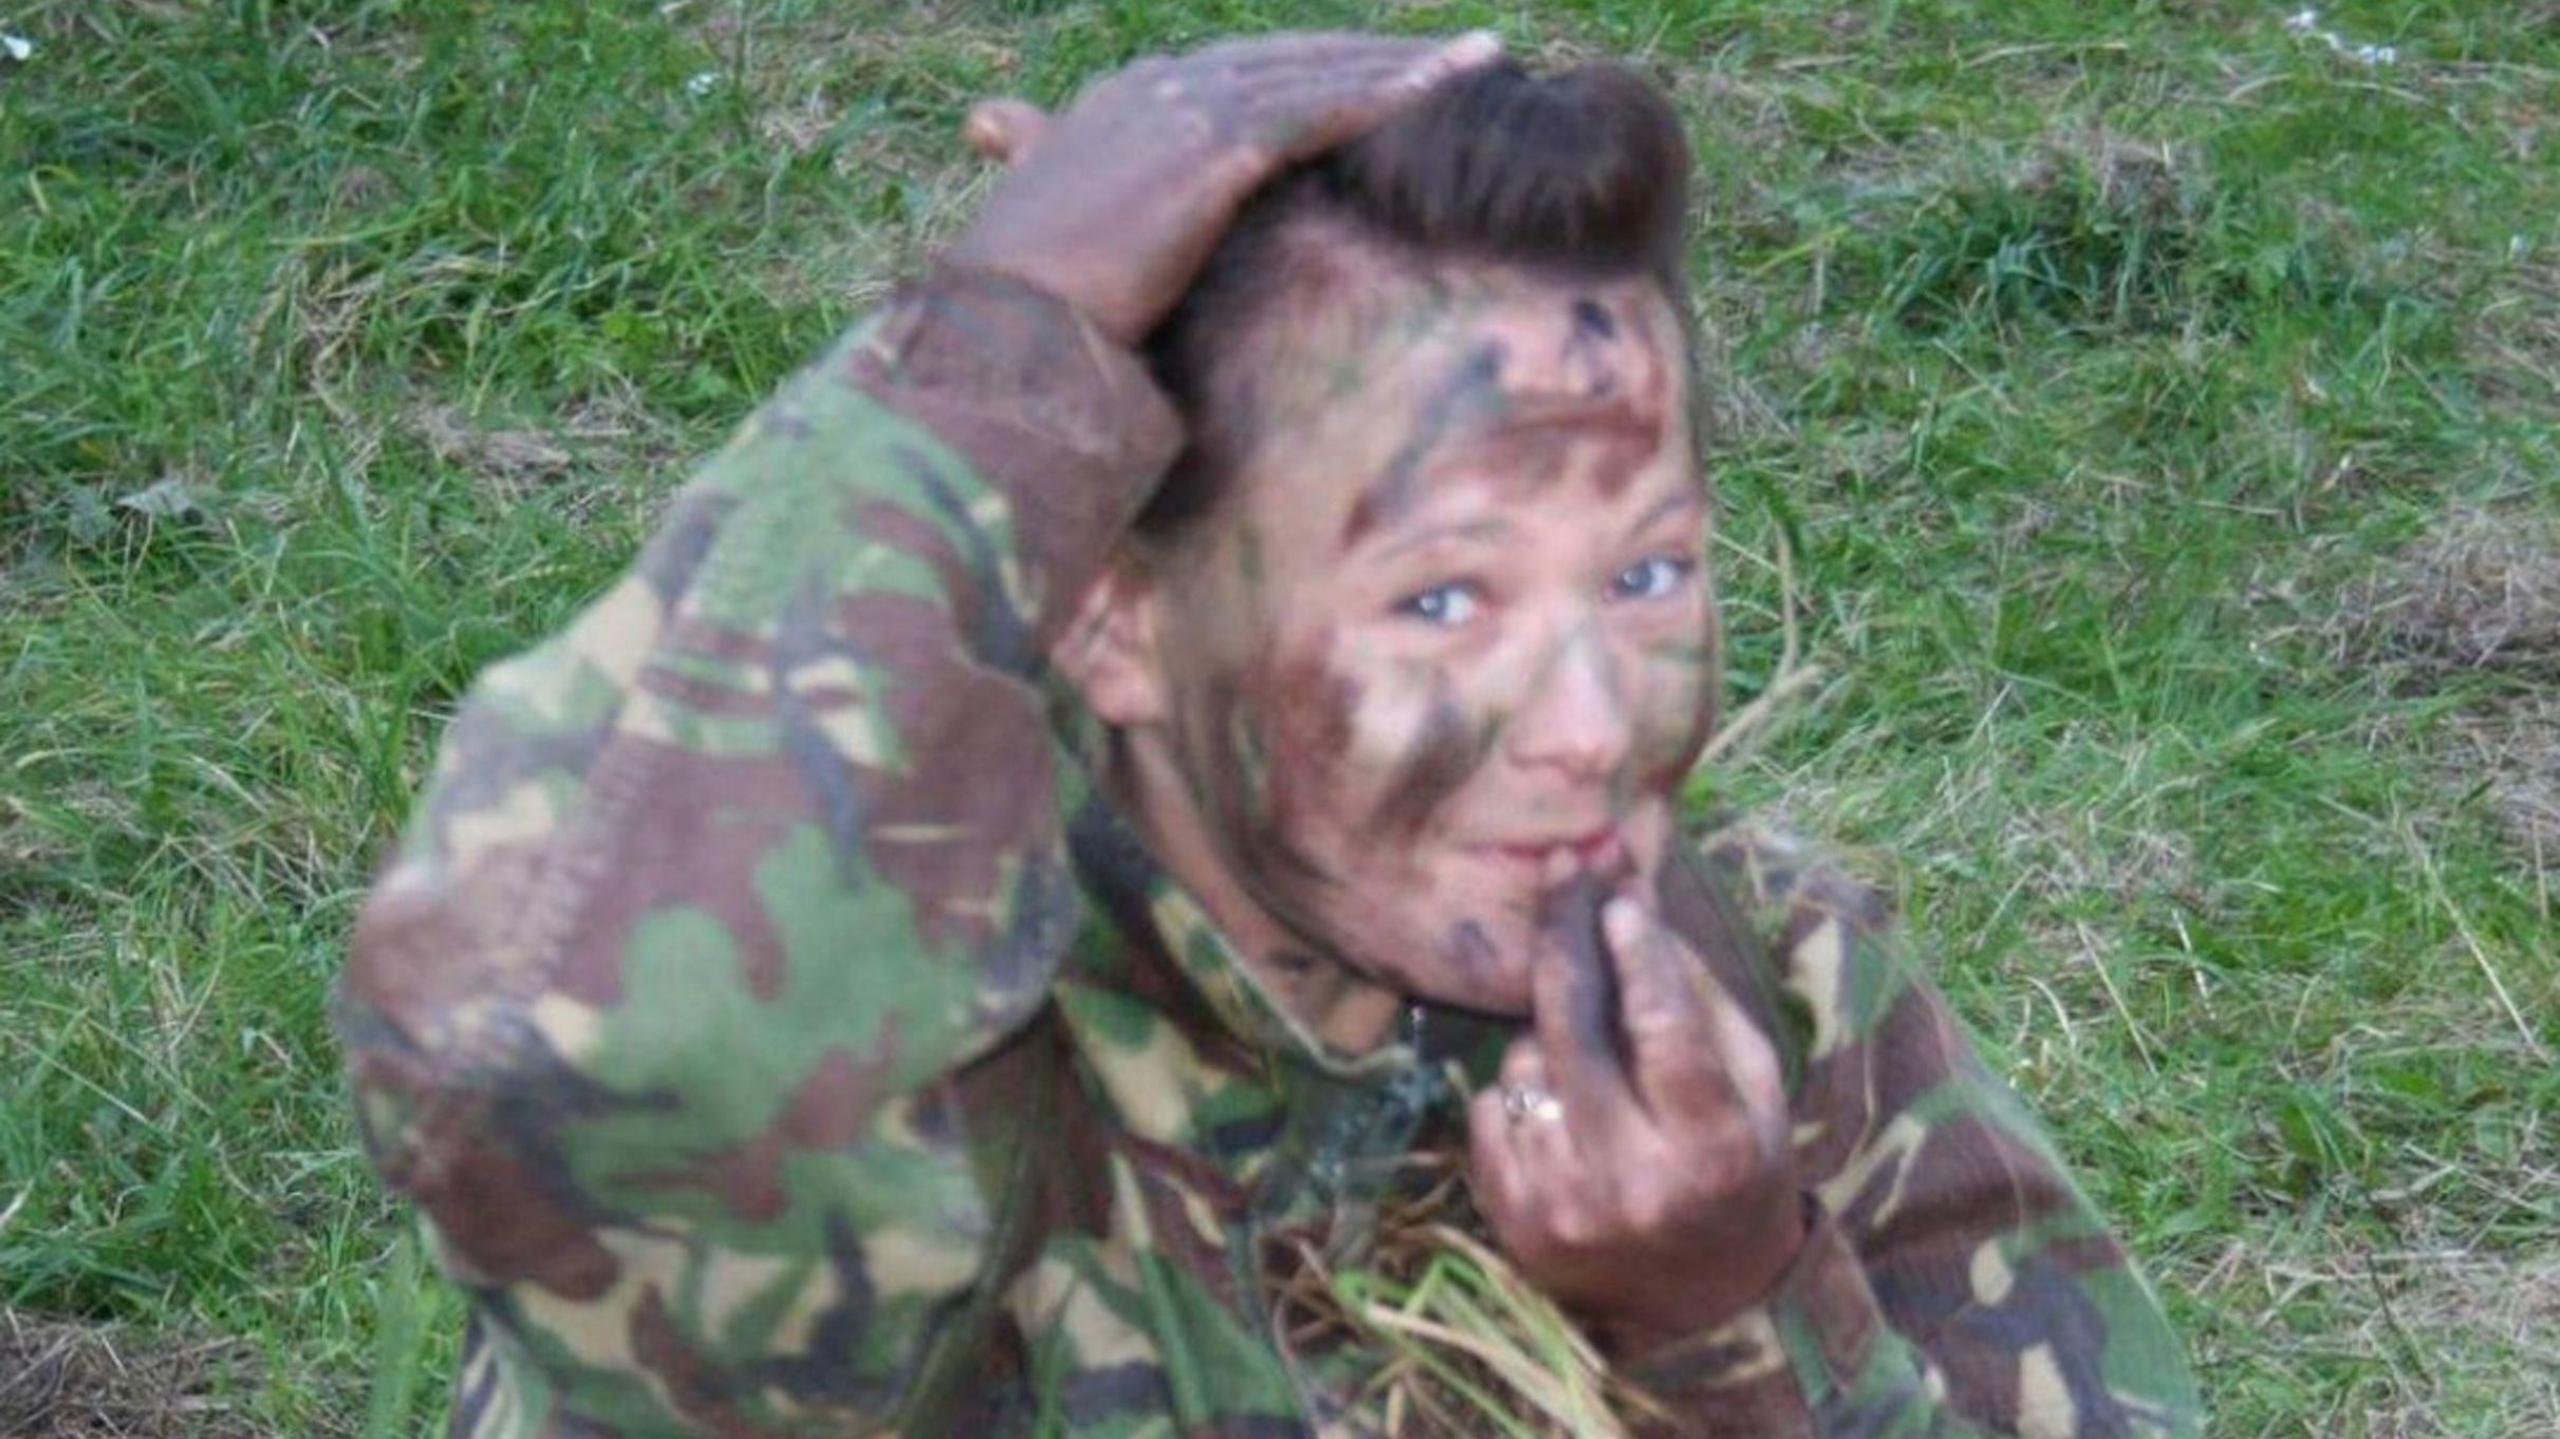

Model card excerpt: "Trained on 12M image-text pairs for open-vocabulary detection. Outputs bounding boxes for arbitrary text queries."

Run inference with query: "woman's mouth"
[1480,824,1625,875]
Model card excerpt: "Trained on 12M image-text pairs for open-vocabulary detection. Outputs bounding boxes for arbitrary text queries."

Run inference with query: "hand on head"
[947,31,1503,342]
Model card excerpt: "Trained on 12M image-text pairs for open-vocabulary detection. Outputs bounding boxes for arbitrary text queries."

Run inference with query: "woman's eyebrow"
[1622,489,1704,539]
[1366,515,1518,561]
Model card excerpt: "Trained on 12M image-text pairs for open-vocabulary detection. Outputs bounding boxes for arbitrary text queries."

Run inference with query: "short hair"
[1136,60,1695,541]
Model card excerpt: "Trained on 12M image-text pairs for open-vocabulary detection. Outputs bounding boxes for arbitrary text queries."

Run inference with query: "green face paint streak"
[1368,681,1504,837]
[1234,525,1264,590]
[1645,639,1716,675]
[1339,340,1510,549]
[1321,354,1369,402]
[1227,703,1269,818]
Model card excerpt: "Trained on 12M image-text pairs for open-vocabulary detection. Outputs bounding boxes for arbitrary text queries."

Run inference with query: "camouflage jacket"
[339,266,2203,1438]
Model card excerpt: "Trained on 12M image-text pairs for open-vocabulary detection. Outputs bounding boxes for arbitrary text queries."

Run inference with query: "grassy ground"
[4,1,2555,1433]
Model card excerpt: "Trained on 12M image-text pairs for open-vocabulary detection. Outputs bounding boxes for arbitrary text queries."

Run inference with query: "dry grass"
[2012,123,2199,229]
[1268,1159,1670,1439]
[2448,694,2560,879]
[2346,509,2560,680]
[2471,253,2560,414]
[0,1312,263,1439]
[2332,510,2560,877]
[2246,1250,2560,1437]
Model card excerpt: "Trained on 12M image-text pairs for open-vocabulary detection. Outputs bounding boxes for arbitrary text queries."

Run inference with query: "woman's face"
[1143,269,1717,1018]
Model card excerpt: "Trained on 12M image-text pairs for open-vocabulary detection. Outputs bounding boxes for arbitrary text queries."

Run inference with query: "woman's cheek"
[1245,637,1435,838]
[1632,638,1718,786]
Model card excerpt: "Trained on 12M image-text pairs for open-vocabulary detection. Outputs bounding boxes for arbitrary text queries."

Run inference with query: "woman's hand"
[1467,877,1807,1354]
[948,30,1502,344]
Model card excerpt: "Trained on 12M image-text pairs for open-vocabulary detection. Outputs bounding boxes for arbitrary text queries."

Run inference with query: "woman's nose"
[1504,624,1633,780]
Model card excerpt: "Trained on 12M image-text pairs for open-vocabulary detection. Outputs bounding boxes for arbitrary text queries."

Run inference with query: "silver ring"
[1501,1084,1564,1124]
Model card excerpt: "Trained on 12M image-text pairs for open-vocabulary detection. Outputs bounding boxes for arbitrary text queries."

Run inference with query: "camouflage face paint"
[1233,524,1264,590]
[1447,920,1499,987]
[1366,675,1503,837]
[1183,671,1334,895]
[1632,635,1720,792]
[1339,340,1509,548]
[1560,295,1622,399]
[1129,273,1722,1022]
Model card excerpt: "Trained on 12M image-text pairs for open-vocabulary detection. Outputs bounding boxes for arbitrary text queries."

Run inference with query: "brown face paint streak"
[1621,296,1676,428]
[1461,368,1669,507]
[1214,644,1366,900]
[1339,340,1509,549]
[1558,294,1677,501]
[1367,675,1502,837]
[1185,672,1333,897]
[1581,414,1668,501]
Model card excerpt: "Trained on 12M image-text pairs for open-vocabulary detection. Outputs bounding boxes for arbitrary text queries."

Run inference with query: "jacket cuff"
[1622,1200,1915,1431]
[840,264,1183,639]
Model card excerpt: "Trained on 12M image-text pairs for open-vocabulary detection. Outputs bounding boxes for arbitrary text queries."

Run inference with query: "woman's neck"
[1109,728,1410,1056]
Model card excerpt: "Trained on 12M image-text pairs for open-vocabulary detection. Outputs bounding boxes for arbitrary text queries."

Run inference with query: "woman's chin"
[1356,918,1541,1019]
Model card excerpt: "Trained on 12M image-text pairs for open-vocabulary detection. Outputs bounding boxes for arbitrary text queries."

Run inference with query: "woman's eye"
[1394,581,1483,627]
[1610,556,1696,602]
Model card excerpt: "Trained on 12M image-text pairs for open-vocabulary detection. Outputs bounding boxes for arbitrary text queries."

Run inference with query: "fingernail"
[1602,896,1645,948]
[1443,30,1503,67]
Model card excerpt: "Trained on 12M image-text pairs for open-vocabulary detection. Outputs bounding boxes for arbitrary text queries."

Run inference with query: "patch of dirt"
[0,1313,262,1439]
[2449,693,2560,871]
[2272,1249,2560,1437]
[2468,253,2560,417]
[408,391,677,503]
[410,403,575,484]
[2344,508,2560,680]
[1998,805,2204,910]
[2332,509,2560,874]
[2012,123,2197,230]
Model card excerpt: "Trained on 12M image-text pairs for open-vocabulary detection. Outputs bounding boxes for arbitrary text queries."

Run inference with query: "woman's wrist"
[1585,1190,1813,1360]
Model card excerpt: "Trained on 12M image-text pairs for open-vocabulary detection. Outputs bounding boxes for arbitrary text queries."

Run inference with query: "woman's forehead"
[1233,273,1692,547]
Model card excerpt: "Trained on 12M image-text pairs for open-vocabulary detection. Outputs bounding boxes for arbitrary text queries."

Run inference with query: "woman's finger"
[1608,893,1794,1160]
[1467,1086,1533,1227]
[1530,874,1639,1125]
[1190,30,1451,82]
[1486,1038,1581,1176]
[1499,1033,1548,1091]
[1601,893,1740,1120]
[962,98,1049,164]
[1236,30,1502,161]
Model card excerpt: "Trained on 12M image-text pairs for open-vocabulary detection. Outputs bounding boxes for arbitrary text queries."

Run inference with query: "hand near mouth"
[1465,860,1805,1354]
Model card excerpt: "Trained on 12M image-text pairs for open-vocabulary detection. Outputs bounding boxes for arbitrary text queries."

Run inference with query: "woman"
[339,32,2201,1437]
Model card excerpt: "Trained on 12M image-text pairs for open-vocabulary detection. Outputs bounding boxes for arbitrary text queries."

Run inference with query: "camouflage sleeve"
[1625,826,2204,1438]
[336,267,1179,1437]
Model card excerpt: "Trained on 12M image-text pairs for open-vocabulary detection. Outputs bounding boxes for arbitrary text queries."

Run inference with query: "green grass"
[4,1,2555,1433]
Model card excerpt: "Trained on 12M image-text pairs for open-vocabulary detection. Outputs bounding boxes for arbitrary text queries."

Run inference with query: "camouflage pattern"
[338,266,2203,1438]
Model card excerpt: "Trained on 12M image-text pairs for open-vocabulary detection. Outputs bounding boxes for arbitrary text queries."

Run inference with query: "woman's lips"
[1481,824,1625,873]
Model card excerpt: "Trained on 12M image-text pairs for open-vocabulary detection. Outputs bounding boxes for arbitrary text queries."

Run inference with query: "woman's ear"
[1050,554,1170,727]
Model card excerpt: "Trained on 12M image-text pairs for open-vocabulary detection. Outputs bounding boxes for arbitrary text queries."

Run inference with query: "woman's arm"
[1621,824,2204,1437]
[335,34,1504,1438]
[338,268,1177,1437]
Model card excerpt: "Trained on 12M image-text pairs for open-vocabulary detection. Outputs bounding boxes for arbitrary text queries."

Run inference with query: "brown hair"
[1136,60,1695,540]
